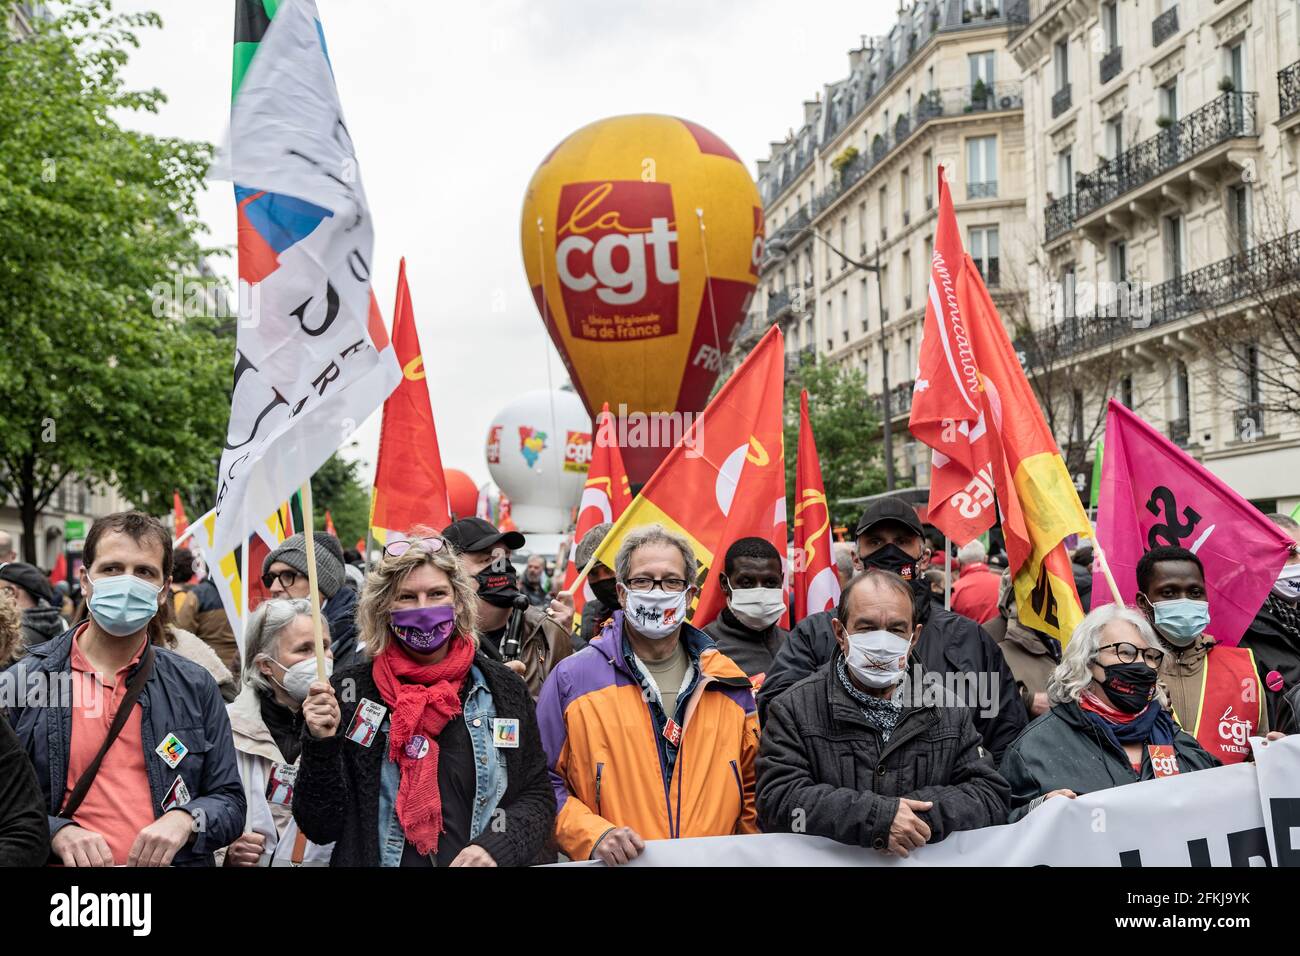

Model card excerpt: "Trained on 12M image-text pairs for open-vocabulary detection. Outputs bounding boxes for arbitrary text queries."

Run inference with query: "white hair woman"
[1000,603,1219,821]
[222,598,334,866]
[292,529,556,867]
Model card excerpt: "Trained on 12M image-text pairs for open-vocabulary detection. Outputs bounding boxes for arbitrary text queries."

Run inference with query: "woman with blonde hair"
[292,531,555,866]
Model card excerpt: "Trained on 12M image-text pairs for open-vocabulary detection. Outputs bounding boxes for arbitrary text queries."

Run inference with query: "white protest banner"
[565,736,1299,867]
[209,0,399,553]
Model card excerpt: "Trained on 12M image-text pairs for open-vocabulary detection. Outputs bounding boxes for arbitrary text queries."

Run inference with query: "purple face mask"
[390,605,456,653]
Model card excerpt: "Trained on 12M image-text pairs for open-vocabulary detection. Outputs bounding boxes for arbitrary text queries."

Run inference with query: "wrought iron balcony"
[1016,228,1300,366]
[1005,0,1031,41]
[1051,84,1072,118]
[876,379,916,419]
[1100,47,1123,85]
[1073,92,1257,221]
[1152,6,1179,47]
[766,288,793,320]
[1044,193,1075,242]
[967,180,998,200]
[1280,60,1300,119]
[1168,417,1190,447]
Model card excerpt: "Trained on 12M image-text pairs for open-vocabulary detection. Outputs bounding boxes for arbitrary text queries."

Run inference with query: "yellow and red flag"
[591,326,787,629]
[562,402,634,616]
[911,169,1090,643]
[173,491,189,539]
[370,258,451,537]
[793,390,839,622]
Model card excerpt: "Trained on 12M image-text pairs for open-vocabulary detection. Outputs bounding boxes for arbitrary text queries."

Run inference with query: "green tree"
[784,357,888,531]
[0,1,231,562]
[310,454,370,552]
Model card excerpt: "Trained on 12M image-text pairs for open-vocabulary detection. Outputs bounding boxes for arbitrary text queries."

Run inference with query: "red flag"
[793,390,840,622]
[324,510,337,537]
[498,494,517,533]
[48,552,68,587]
[563,402,634,615]
[173,491,190,539]
[911,169,1091,643]
[910,172,994,547]
[591,326,788,629]
[370,258,451,535]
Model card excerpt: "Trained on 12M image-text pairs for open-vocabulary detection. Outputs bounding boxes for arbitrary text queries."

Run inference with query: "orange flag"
[324,510,337,537]
[370,259,451,535]
[173,491,189,539]
[911,169,1090,643]
[563,402,633,617]
[793,390,839,623]
[591,326,787,629]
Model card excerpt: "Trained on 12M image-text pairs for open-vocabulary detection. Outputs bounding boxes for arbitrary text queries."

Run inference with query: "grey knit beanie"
[262,532,346,598]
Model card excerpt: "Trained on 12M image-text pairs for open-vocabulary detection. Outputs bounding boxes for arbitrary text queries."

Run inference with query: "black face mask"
[1099,661,1159,714]
[475,567,522,608]
[590,578,619,610]
[861,543,920,581]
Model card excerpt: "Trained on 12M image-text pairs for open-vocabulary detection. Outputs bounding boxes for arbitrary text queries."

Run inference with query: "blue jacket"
[0,627,246,866]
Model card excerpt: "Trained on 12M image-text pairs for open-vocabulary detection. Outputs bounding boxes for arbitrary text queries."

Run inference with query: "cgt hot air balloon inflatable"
[521,114,763,485]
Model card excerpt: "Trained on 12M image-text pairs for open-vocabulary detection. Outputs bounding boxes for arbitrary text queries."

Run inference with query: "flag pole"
[239,535,250,650]
[1089,529,1125,607]
[299,480,330,681]
[944,535,952,610]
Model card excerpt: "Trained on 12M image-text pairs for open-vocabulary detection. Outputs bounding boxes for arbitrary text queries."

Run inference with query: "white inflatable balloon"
[485,389,592,534]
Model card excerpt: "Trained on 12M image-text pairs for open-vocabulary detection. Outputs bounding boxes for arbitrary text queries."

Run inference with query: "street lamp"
[765,230,896,491]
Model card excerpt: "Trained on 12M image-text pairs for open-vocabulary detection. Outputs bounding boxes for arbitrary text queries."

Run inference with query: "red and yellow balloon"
[521,114,763,484]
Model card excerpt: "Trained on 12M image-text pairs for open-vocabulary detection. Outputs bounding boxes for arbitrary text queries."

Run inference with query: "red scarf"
[1079,690,1145,724]
[372,635,475,856]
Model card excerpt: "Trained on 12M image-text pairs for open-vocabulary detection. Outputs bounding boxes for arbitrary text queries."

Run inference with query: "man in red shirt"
[951,540,1001,625]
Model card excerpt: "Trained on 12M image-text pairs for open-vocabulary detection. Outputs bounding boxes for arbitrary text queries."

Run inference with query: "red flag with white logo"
[562,402,633,619]
[910,168,995,546]
[793,390,840,622]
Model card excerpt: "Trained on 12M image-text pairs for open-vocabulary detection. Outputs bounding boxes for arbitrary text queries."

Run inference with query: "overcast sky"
[116,0,893,489]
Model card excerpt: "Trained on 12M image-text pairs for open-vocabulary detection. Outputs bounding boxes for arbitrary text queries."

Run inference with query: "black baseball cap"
[853,497,924,539]
[441,517,526,554]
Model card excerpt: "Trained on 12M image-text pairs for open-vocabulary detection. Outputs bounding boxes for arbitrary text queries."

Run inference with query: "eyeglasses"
[384,536,447,558]
[1097,642,1163,668]
[262,569,302,590]
[623,575,690,593]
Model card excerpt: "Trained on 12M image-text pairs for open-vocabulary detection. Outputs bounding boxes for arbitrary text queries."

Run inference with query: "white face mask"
[1274,563,1300,602]
[727,583,785,630]
[844,629,912,689]
[263,655,332,702]
[622,587,689,640]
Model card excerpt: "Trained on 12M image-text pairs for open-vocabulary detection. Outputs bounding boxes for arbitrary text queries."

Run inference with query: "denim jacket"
[376,664,508,866]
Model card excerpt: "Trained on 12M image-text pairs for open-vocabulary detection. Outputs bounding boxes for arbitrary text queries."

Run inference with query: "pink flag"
[1092,399,1294,645]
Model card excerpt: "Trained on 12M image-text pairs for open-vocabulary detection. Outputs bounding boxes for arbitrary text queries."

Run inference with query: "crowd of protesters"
[0,500,1295,867]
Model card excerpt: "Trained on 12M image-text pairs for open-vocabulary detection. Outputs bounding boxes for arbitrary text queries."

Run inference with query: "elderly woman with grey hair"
[221,598,335,866]
[1000,603,1219,821]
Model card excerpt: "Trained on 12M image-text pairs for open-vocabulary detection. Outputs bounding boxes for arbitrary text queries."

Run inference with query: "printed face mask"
[844,629,912,689]
[1098,660,1159,714]
[861,543,920,581]
[390,604,456,654]
[1272,563,1300,602]
[85,572,162,637]
[623,587,688,639]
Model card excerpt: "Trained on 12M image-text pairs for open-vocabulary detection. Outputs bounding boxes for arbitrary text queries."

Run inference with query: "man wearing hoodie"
[0,562,66,650]
[703,537,787,689]
[1136,545,1268,764]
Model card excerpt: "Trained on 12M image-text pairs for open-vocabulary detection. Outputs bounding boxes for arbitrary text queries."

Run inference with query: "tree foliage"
[784,357,886,531]
[310,454,370,552]
[0,1,231,560]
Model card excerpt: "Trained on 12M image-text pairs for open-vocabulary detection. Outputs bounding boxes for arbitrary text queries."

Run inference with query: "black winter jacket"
[323,586,361,670]
[756,658,1010,849]
[1240,595,1300,732]
[703,608,786,681]
[1000,700,1221,821]
[293,652,555,866]
[758,602,1028,762]
[0,713,47,866]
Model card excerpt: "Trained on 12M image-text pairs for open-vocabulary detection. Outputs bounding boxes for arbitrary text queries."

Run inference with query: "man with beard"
[758,498,1026,763]
[1241,513,1300,733]
[442,517,573,697]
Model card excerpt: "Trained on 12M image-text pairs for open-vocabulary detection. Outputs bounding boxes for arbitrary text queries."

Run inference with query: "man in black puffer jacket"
[758,571,1009,855]
[760,498,1027,763]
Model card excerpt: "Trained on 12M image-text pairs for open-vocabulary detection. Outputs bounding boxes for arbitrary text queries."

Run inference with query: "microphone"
[501,594,531,662]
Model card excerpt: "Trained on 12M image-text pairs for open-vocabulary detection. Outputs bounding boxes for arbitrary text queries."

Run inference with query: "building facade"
[737,0,1031,487]
[1010,0,1300,513]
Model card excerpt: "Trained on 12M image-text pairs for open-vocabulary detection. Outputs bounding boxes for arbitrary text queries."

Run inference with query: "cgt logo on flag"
[564,431,592,473]
[555,180,679,342]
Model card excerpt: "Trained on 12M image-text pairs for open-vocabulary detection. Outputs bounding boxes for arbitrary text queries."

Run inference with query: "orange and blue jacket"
[537,611,761,860]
